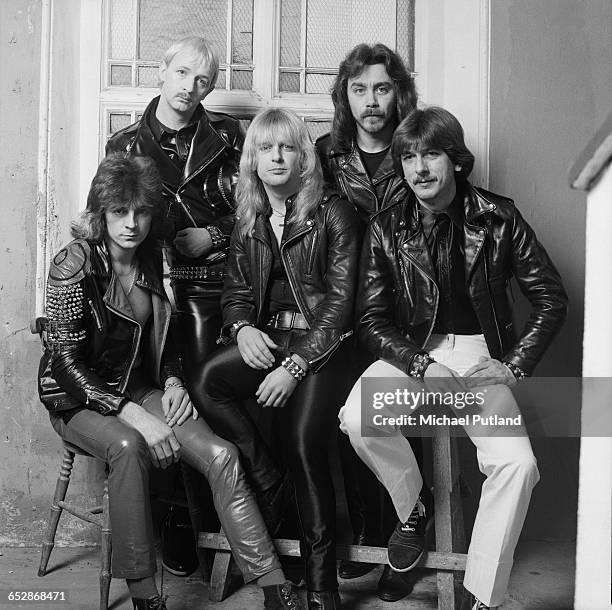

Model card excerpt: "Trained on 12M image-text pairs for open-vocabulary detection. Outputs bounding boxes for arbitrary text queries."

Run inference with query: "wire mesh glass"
[231,70,253,91]
[279,71,301,93]
[278,0,414,95]
[138,0,227,63]
[110,65,133,86]
[232,0,254,64]
[110,0,135,59]
[305,120,332,141]
[109,112,134,134]
[137,65,159,87]
[280,0,301,67]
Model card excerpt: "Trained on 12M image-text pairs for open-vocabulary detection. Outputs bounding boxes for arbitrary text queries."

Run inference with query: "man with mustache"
[339,106,568,609]
[315,43,422,602]
[106,36,243,580]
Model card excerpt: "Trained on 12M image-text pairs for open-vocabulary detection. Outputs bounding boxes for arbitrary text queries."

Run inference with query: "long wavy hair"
[71,154,163,257]
[391,107,475,182]
[330,43,417,152]
[235,108,324,236]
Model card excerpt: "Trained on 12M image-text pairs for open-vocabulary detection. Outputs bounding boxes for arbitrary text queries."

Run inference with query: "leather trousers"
[50,384,281,582]
[198,328,351,592]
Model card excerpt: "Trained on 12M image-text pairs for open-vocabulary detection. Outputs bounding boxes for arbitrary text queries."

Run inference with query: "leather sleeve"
[502,206,568,374]
[290,198,362,368]
[220,224,257,337]
[204,124,245,253]
[45,242,128,415]
[356,221,423,374]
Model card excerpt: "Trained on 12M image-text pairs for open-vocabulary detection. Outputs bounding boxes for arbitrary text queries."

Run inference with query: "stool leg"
[433,426,466,610]
[38,447,75,577]
[99,476,112,610]
[208,530,234,602]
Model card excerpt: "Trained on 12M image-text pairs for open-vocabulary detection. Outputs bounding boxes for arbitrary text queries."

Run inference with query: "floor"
[0,540,574,609]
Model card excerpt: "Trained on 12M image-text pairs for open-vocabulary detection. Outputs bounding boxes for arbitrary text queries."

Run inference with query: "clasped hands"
[236,325,299,408]
[117,378,197,470]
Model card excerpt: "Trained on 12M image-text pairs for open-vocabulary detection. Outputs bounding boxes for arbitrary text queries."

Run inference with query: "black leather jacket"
[38,239,180,415]
[106,96,243,271]
[358,183,568,376]
[221,191,362,371]
[315,134,409,224]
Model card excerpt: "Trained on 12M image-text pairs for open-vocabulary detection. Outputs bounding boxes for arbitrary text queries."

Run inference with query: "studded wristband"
[502,361,527,381]
[230,320,253,342]
[409,352,435,380]
[205,225,226,250]
[281,356,307,381]
[164,379,185,391]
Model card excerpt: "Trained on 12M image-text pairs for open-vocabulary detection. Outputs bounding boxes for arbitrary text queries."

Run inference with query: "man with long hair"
[339,106,568,609]
[198,108,361,609]
[38,154,303,610]
[106,36,242,576]
[315,43,421,602]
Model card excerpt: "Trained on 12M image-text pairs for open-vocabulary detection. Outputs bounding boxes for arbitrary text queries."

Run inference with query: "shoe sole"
[161,561,197,577]
[387,517,435,573]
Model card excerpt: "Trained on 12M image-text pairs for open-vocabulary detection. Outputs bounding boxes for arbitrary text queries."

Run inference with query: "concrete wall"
[486,0,612,539]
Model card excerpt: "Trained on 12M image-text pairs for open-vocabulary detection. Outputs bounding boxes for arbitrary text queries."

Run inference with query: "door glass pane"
[279,0,414,95]
[107,0,253,90]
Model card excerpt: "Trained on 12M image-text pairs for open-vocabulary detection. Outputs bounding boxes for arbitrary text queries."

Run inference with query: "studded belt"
[267,311,309,330]
[169,266,225,281]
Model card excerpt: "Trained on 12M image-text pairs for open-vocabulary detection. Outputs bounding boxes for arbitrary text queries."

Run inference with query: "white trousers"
[339,334,540,607]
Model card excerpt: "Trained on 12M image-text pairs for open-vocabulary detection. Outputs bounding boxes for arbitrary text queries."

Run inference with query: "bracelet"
[502,361,527,380]
[164,379,185,391]
[230,320,253,342]
[205,225,226,250]
[281,356,307,381]
[409,352,435,380]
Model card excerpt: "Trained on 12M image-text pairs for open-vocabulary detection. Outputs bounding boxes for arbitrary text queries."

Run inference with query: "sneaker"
[263,582,304,609]
[387,497,430,572]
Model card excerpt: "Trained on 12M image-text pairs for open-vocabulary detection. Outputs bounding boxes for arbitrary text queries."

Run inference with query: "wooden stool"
[199,425,468,609]
[38,441,112,610]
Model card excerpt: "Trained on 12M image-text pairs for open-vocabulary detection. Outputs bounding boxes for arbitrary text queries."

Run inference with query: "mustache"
[362,109,384,118]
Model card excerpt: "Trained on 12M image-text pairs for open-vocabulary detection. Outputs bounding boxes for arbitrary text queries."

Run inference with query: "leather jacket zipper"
[104,304,142,394]
[482,237,503,353]
[400,248,439,348]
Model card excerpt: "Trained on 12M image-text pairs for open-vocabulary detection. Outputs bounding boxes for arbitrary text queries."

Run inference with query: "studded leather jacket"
[38,239,180,415]
[315,133,409,224]
[358,183,568,376]
[221,191,362,371]
[106,96,244,272]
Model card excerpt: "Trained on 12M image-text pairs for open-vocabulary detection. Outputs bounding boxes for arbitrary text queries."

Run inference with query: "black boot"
[306,591,341,609]
[263,582,304,609]
[132,595,167,609]
[377,565,418,602]
[161,505,198,577]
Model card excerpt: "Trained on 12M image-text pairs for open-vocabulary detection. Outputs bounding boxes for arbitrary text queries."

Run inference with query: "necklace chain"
[116,264,138,295]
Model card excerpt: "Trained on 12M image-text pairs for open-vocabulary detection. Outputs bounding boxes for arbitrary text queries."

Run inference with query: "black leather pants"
[197,329,350,592]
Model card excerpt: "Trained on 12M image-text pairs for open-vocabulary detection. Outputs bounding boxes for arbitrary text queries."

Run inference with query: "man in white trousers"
[339,106,568,609]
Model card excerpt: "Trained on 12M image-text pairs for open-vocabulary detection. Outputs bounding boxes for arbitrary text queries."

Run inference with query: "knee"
[207,442,241,483]
[107,428,148,465]
[510,452,540,486]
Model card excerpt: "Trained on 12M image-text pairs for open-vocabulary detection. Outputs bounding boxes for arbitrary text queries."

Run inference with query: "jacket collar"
[133,96,230,185]
[89,240,165,298]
